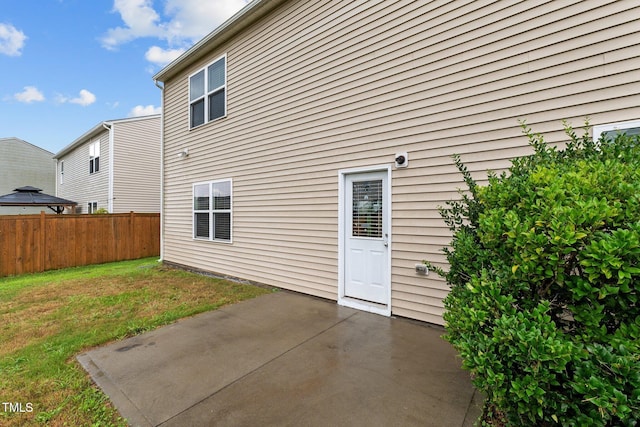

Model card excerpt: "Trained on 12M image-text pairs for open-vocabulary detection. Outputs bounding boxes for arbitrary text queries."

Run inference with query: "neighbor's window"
[89,140,100,174]
[88,201,98,214]
[593,120,640,143]
[189,55,226,129]
[60,161,64,185]
[193,179,232,242]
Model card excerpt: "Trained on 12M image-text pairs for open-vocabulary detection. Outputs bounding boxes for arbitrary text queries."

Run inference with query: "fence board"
[17,217,39,275]
[0,212,160,277]
[3,219,17,276]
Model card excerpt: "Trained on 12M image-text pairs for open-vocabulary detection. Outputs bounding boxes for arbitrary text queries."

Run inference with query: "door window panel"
[352,180,382,238]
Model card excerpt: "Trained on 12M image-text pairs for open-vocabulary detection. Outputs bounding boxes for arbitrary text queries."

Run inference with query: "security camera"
[395,152,408,168]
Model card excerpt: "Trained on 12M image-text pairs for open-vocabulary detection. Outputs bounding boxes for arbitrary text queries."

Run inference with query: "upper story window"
[59,161,64,185]
[89,140,100,174]
[593,120,640,143]
[189,55,226,129]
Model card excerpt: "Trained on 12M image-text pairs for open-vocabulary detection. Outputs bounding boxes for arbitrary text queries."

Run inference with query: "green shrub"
[426,121,640,426]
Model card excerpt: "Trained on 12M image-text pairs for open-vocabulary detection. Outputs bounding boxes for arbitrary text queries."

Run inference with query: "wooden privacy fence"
[0,212,160,278]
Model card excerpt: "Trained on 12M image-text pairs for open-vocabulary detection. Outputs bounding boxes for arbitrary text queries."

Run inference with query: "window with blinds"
[189,55,226,129]
[352,180,383,238]
[193,179,232,242]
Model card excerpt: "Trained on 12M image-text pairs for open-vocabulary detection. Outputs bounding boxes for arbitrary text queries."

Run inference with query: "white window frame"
[193,179,233,243]
[189,54,227,129]
[59,161,64,185]
[89,140,100,174]
[87,201,98,214]
[593,119,640,142]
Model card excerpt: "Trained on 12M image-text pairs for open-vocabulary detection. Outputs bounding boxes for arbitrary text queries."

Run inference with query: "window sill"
[189,114,228,131]
[193,237,233,244]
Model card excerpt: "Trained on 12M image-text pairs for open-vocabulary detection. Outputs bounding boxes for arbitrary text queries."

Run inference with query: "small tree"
[426,121,640,426]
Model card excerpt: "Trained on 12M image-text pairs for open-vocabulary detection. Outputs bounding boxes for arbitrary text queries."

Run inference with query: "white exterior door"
[342,170,390,310]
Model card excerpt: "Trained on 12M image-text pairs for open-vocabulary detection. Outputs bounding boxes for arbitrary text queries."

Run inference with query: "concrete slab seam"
[462,388,480,427]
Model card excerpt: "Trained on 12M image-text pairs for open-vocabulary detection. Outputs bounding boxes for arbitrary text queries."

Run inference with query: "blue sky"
[1,0,249,154]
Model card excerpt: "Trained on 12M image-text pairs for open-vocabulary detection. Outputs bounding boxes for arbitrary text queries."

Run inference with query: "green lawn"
[0,258,272,426]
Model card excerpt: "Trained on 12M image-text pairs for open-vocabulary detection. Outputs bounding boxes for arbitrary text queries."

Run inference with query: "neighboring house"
[153,0,640,325]
[0,137,55,215]
[54,115,161,214]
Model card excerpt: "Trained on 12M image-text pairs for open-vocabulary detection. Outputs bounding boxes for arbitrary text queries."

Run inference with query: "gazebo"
[0,186,77,214]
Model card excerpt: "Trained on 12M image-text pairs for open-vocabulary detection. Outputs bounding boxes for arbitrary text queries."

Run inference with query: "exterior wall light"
[395,152,408,168]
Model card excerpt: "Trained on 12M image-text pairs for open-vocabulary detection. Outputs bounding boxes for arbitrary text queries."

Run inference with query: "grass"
[0,258,272,426]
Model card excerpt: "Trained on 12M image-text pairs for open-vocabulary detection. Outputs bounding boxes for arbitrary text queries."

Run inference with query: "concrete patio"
[78,291,482,426]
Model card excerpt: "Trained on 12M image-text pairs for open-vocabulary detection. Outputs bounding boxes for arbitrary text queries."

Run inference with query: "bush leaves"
[428,121,640,426]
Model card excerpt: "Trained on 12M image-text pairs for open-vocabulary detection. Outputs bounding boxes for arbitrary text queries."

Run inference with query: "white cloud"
[145,45,184,66]
[129,104,161,116]
[56,89,97,106]
[162,0,249,42]
[102,0,250,53]
[101,0,162,50]
[0,23,27,56]
[70,89,97,106]
[14,86,44,103]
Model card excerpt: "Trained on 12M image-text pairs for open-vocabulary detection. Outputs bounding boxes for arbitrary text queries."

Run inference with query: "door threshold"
[338,296,391,316]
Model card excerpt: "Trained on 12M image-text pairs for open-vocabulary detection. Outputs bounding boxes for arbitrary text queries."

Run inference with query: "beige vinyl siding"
[111,116,161,213]
[57,131,109,213]
[161,0,640,324]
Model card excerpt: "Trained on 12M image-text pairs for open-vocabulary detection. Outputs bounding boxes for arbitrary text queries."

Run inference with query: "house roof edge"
[53,114,160,159]
[0,137,54,156]
[153,0,287,83]
[54,121,107,159]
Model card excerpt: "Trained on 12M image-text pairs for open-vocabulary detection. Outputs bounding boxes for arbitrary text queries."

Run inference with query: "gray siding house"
[54,115,161,214]
[0,137,56,215]
[154,0,640,325]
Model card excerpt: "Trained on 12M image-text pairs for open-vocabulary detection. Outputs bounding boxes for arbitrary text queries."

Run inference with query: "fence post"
[40,211,46,272]
[129,211,135,259]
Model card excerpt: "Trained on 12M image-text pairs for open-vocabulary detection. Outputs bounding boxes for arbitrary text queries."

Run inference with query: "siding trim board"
[108,123,115,213]
[157,0,640,325]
